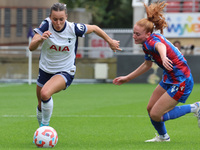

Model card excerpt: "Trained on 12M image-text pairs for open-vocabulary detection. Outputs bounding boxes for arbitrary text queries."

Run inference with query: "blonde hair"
[136,1,168,34]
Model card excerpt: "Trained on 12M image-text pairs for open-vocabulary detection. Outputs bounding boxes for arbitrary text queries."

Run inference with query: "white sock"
[36,106,42,126]
[190,103,198,113]
[41,97,53,125]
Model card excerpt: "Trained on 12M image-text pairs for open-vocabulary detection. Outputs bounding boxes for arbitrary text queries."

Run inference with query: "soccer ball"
[33,126,58,148]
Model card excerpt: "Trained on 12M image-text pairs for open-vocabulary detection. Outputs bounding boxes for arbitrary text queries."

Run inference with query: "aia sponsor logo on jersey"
[50,45,69,52]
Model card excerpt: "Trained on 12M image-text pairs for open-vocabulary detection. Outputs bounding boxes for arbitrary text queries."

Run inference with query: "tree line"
[60,0,133,28]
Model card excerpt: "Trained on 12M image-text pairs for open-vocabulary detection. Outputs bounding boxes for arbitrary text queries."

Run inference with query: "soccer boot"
[145,133,170,142]
[194,102,200,128]
[40,123,49,127]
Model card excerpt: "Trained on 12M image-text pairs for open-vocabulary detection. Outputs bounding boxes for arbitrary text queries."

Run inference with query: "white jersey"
[34,17,87,75]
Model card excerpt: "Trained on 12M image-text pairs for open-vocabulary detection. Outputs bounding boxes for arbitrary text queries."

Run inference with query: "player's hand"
[113,76,129,85]
[162,56,173,71]
[109,40,122,52]
[41,31,52,41]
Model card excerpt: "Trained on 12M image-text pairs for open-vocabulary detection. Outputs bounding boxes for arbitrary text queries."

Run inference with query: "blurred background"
[0,0,200,84]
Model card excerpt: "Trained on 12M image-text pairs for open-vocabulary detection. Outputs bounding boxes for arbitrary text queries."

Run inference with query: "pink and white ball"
[33,126,58,148]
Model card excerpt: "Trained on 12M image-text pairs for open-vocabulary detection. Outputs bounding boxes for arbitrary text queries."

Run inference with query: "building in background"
[0,0,58,46]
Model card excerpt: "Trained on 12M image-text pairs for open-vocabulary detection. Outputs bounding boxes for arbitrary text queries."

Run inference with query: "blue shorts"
[37,68,74,89]
[159,74,194,103]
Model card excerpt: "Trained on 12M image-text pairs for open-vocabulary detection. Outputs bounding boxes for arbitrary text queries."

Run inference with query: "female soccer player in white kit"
[29,3,121,127]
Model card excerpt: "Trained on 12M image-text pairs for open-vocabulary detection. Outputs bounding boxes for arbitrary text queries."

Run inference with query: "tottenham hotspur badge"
[68,38,71,43]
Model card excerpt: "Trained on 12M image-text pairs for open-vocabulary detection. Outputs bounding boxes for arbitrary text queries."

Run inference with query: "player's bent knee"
[149,112,162,122]
[40,88,51,101]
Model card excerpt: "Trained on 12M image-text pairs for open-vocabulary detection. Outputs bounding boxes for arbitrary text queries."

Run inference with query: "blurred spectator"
[173,40,195,55]
[184,44,195,55]
[173,40,182,51]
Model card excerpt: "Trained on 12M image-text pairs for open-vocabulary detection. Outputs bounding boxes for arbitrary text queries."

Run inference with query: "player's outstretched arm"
[29,31,52,51]
[113,60,153,85]
[113,76,129,85]
[85,24,121,52]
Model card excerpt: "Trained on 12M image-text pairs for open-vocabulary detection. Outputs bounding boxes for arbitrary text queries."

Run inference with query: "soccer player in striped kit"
[29,3,121,127]
[113,1,200,142]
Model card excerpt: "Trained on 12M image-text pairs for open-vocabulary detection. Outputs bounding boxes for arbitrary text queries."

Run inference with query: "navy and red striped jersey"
[143,33,191,84]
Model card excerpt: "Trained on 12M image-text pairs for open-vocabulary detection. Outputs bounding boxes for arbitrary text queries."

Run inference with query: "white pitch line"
[1,114,194,118]
[1,115,36,118]
[54,115,148,118]
[0,83,23,88]
[1,114,148,118]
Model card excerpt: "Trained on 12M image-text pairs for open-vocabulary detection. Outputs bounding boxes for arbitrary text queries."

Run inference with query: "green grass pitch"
[0,83,199,150]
